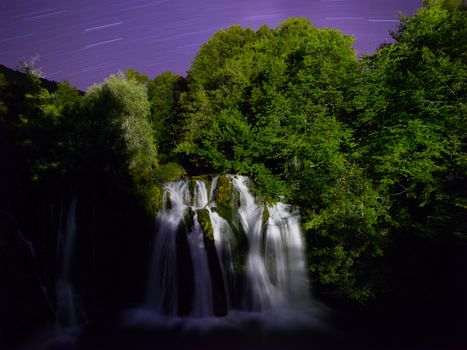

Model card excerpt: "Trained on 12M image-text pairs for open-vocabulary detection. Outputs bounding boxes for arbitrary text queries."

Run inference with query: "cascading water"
[188,181,215,316]
[56,196,84,331]
[233,176,278,311]
[265,202,309,308]
[187,212,214,316]
[145,175,314,319]
[210,210,236,309]
[146,181,189,315]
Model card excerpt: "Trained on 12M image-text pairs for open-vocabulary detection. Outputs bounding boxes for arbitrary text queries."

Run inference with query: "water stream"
[145,175,314,319]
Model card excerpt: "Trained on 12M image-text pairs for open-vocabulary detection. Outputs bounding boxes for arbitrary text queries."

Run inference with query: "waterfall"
[266,202,309,307]
[210,210,236,308]
[146,175,311,317]
[193,180,209,208]
[232,176,275,310]
[187,212,214,316]
[146,181,189,315]
[56,197,81,329]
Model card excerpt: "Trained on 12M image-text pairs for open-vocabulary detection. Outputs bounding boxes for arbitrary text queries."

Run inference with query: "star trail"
[0,0,422,90]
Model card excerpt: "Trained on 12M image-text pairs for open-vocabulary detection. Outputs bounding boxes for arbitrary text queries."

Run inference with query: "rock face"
[0,212,53,342]
[145,175,311,317]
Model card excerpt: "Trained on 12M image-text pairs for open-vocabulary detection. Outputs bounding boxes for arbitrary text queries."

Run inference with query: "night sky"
[0,0,422,90]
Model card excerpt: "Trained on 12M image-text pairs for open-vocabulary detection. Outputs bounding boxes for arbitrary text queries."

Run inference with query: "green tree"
[354,0,466,236]
[125,68,150,86]
[177,18,358,181]
[147,72,186,158]
[1,65,71,183]
[84,73,161,212]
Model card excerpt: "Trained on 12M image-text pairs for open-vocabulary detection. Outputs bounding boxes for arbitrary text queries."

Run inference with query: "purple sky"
[0,0,422,90]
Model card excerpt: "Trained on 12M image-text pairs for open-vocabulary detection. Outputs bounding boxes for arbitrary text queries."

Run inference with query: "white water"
[266,202,310,307]
[232,176,274,310]
[146,175,313,318]
[146,181,189,315]
[187,212,214,316]
[193,180,208,209]
[56,197,81,330]
[210,210,236,308]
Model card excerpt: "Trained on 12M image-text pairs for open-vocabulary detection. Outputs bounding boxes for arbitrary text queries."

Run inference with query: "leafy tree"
[84,73,161,212]
[187,25,257,90]
[125,68,150,86]
[354,0,466,237]
[177,18,358,179]
[0,64,73,184]
[147,72,186,158]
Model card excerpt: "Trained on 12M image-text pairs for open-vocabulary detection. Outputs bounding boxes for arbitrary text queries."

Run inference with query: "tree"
[147,72,186,158]
[84,73,160,212]
[177,18,358,182]
[354,0,466,235]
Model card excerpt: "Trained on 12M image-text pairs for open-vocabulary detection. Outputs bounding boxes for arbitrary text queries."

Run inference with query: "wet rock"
[198,208,227,316]
[0,212,53,342]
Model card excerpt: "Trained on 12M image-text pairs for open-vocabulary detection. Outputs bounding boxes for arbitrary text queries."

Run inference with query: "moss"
[215,206,234,224]
[155,162,186,183]
[230,219,249,277]
[198,208,214,244]
[192,175,210,182]
[260,206,270,247]
[214,175,233,208]
[213,175,236,221]
[140,184,164,215]
[261,206,270,229]
[197,207,228,316]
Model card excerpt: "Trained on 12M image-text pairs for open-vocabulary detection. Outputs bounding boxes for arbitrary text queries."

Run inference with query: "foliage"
[147,72,186,158]
[354,1,466,238]
[84,73,161,212]
[0,64,84,185]
[155,162,187,183]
